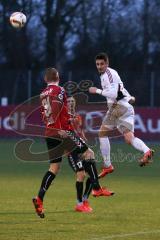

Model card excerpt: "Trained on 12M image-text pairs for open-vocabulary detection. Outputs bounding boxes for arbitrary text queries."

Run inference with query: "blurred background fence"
[0,0,160,140]
[0,69,159,106]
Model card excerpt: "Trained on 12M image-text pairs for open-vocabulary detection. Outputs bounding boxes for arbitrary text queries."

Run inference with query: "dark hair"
[67,96,76,100]
[44,67,58,82]
[95,52,109,63]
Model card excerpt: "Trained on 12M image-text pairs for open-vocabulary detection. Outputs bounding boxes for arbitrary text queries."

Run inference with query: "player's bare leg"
[32,162,61,218]
[82,148,114,197]
[123,130,154,166]
[68,154,93,213]
[98,125,114,178]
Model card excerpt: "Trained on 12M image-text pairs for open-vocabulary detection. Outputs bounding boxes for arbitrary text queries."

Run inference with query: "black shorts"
[66,131,88,172]
[66,131,88,154]
[46,131,88,164]
[45,137,63,163]
[68,154,84,172]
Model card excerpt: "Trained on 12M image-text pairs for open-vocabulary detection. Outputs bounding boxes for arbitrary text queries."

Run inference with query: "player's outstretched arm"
[89,87,99,94]
[89,84,118,99]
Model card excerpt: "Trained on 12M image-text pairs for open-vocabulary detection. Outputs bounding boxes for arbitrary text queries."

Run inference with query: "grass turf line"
[0,140,160,240]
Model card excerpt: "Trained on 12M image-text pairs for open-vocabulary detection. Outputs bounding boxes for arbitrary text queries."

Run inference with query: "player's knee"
[83,158,96,176]
[82,148,95,160]
[124,138,131,144]
[98,131,103,138]
[49,163,61,175]
[98,125,109,138]
[124,133,134,145]
[76,170,85,182]
[99,130,108,138]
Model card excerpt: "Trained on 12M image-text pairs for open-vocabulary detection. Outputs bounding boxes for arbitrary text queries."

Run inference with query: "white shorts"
[102,103,134,133]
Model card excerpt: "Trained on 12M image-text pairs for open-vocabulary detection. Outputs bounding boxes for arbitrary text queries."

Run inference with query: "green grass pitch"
[0,139,160,240]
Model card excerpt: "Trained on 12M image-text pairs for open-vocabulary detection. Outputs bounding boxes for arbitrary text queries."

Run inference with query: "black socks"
[38,171,56,201]
[83,177,92,199]
[83,160,101,190]
[76,181,83,203]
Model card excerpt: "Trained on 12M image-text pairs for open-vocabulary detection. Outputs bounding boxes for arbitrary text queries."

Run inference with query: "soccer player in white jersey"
[89,52,154,178]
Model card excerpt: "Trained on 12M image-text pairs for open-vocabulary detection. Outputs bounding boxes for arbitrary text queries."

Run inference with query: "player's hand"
[58,130,68,138]
[128,96,135,105]
[89,87,97,94]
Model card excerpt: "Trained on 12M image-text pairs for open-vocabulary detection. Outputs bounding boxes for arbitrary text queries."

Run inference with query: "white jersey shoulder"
[100,67,122,90]
[100,67,132,105]
[107,67,120,78]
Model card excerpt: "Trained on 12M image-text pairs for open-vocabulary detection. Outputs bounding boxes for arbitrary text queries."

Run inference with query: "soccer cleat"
[32,197,45,218]
[75,203,92,213]
[83,200,93,212]
[139,149,154,167]
[98,165,114,178]
[92,187,114,197]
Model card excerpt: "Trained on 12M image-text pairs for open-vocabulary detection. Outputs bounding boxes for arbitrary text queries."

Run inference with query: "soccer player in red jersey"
[32,68,114,218]
[67,96,87,141]
[67,96,93,212]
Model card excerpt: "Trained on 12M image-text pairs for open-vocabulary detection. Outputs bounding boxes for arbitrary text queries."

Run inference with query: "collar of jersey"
[48,82,59,86]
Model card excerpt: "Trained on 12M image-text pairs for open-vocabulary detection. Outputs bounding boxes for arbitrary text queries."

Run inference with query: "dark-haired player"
[89,52,154,178]
[67,96,93,212]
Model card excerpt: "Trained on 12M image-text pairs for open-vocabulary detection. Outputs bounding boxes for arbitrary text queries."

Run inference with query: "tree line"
[0,0,160,70]
[0,0,160,105]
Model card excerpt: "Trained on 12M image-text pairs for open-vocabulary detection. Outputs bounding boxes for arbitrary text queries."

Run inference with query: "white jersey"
[99,67,132,106]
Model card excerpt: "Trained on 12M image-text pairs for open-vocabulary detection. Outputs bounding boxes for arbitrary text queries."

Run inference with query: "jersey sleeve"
[96,70,124,100]
[122,88,131,100]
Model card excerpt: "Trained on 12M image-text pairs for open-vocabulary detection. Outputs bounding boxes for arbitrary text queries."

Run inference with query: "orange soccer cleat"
[139,149,154,167]
[75,202,92,213]
[92,187,114,197]
[83,200,93,212]
[32,197,45,218]
[98,165,114,178]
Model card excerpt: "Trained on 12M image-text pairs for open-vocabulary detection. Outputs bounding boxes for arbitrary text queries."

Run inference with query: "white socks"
[99,137,111,167]
[131,137,150,153]
[99,136,149,167]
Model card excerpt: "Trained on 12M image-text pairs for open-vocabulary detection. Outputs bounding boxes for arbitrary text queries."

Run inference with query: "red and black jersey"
[59,92,73,131]
[40,83,73,137]
[68,113,84,139]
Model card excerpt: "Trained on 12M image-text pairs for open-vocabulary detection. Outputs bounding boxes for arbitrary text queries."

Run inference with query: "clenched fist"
[89,87,97,94]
